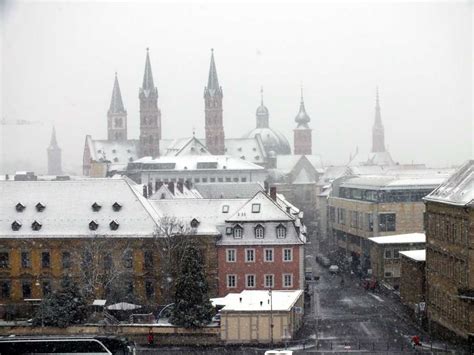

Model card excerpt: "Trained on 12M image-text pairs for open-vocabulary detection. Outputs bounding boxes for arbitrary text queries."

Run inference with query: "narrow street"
[299,252,461,353]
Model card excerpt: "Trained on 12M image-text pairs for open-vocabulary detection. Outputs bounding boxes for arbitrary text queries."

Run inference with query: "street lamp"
[269,288,273,346]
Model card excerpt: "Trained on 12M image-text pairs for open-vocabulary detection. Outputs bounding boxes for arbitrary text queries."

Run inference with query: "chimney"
[177,181,184,194]
[142,185,148,198]
[264,180,269,193]
[157,181,163,189]
[270,186,277,201]
[5,174,9,180]
[148,182,153,196]
[168,182,175,195]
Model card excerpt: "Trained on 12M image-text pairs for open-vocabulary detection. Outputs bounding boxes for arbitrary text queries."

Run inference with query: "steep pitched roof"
[108,73,126,114]
[424,160,474,207]
[194,182,264,199]
[0,178,158,238]
[85,137,139,171]
[226,191,294,222]
[206,49,220,94]
[48,126,59,149]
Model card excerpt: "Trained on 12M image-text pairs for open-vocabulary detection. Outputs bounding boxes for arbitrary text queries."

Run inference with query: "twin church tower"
[105,49,313,159]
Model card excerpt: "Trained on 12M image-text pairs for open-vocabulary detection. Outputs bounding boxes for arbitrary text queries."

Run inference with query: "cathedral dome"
[244,127,291,155]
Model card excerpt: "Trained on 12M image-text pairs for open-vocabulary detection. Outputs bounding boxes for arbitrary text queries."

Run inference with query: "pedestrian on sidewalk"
[411,335,422,348]
[147,328,154,345]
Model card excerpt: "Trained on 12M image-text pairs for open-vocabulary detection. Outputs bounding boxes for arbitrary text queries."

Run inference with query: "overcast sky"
[0,0,472,174]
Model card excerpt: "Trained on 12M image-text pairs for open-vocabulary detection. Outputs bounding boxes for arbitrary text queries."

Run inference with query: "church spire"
[142,48,155,93]
[372,87,386,152]
[49,125,58,148]
[295,86,311,128]
[206,48,220,94]
[47,126,62,175]
[256,86,269,128]
[204,49,225,155]
[109,72,125,114]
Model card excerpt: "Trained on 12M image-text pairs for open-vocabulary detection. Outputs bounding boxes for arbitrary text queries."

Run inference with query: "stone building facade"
[328,174,444,273]
[399,249,426,312]
[424,160,473,341]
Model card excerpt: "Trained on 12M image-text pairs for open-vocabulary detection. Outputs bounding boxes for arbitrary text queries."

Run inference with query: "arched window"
[276,224,287,239]
[254,224,264,239]
[233,225,243,239]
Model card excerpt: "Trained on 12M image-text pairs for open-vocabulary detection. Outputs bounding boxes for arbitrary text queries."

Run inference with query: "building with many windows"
[328,173,447,273]
[424,160,473,341]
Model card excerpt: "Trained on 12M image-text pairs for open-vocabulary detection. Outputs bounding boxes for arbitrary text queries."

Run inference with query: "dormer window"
[255,224,265,239]
[255,156,260,160]
[109,220,119,231]
[226,227,233,235]
[251,203,261,213]
[91,202,102,212]
[276,224,287,239]
[16,203,25,212]
[222,205,229,213]
[113,157,119,163]
[31,221,42,231]
[36,203,45,212]
[190,218,200,228]
[233,225,243,239]
[11,221,22,231]
[112,149,116,154]
[89,220,99,231]
[129,157,134,162]
[112,202,122,211]
[238,147,242,152]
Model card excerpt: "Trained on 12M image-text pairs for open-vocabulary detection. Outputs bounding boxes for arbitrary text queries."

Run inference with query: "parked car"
[329,265,339,274]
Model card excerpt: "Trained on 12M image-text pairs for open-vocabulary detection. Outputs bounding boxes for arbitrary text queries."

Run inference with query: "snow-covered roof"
[160,137,211,157]
[131,155,265,171]
[399,249,426,262]
[147,183,203,199]
[86,136,139,167]
[369,233,426,245]
[194,182,264,199]
[224,136,267,165]
[227,191,294,222]
[340,175,445,190]
[424,160,474,207]
[0,178,158,238]
[212,290,303,312]
[149,199,248,235]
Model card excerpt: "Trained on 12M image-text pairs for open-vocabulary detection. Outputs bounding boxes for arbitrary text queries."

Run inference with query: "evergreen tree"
[169,244,214,328]
[33,277,87,327]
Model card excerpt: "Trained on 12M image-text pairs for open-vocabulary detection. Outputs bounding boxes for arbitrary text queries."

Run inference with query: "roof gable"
[227,191,294,222]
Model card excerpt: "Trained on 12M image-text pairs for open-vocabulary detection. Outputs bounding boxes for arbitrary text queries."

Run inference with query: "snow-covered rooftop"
[399,249,426,262]
[212,290,303,312]
[424,160,474,207]
[131,155,264,171]
[149,198,248,235]
[227,191,294,222]
[224,137,267,165]
[0,178,158,238]
[369,233,426,245]
[194,182,264,199]
[86,136,139,166]
[340,175,446,190]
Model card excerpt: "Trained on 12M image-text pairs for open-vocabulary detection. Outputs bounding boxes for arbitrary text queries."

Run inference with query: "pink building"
[217,191,306,296]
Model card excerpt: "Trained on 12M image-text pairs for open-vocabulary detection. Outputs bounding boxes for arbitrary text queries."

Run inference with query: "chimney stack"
[168,182,175,195]
[270,186,277,201]
[142,185,148,198]
[185,180,192,190]
[177,181,184,194]
[148,182,153,196]
[264,180,269,193]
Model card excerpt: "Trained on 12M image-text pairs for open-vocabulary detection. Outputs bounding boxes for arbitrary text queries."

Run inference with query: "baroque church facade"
[83,49,313,177]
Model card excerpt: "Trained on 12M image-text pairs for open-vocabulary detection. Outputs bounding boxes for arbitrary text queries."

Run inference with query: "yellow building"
[212,290,304,344]
[328,173,445,273]
[424,160,474,341]
[0,178,218,318]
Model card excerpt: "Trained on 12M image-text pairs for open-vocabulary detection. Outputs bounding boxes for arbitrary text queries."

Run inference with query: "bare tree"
[152,216,193,304]
[78,235,132,301]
